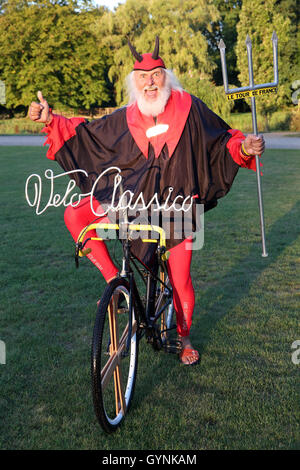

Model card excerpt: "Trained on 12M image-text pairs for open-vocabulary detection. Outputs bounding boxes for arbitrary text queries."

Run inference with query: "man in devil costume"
[28,37,265,365]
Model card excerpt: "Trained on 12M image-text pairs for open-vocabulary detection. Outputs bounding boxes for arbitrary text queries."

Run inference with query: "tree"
[204,0,242,87]
[236,0,294,129]
[0,0,113,113]
[95,0,221,105]
[180,76,234,119]
[273,0,300,97]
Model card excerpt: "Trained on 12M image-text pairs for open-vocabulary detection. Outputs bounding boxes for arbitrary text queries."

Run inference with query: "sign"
[226,86,277,101]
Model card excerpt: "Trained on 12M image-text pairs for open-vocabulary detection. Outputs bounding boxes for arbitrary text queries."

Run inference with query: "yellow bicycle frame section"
[76,223,170,261]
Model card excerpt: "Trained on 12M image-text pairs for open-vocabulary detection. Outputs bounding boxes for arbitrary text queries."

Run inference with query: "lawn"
[0,146,299,450]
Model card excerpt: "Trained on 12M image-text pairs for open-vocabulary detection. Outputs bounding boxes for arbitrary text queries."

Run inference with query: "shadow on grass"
[132,199,300,409]
[196,199,300,355]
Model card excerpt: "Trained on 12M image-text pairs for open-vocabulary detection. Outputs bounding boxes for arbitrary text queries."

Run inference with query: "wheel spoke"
[101,348,121,390]
[101,320,137,390]
[108,297,124,415]
[92,279,138,432]
[114,365,126,416]
[160,271,167,340]
[101,296,137,416]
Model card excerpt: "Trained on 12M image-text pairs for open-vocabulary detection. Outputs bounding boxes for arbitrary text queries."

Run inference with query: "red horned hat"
[128,36,166,71]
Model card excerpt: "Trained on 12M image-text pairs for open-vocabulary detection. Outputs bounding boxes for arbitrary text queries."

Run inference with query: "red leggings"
[64,197,194,337]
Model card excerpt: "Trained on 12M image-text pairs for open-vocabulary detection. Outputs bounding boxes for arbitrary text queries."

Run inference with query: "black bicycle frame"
[120,237,172,353]
[77,224,172,353]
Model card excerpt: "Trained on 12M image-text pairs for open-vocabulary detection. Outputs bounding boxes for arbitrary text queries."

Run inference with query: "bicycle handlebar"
[76,222,170,261]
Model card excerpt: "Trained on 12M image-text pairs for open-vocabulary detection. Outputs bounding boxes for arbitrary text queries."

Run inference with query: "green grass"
[0,107,296,135]
[0,147,299,450]
[228,109,293,133]
[0,118,44,135]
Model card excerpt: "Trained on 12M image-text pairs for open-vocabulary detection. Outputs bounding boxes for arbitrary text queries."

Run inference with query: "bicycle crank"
[162,339,182,354]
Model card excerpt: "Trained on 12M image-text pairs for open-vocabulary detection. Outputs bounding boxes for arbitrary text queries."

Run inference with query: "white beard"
[136,83,171,117]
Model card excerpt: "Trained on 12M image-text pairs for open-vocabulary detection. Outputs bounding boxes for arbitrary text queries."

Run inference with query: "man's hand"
[28,91,52,124]
[243,134,265,156]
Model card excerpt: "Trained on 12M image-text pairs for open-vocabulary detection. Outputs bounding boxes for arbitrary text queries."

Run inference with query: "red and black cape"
[42,90,255,262]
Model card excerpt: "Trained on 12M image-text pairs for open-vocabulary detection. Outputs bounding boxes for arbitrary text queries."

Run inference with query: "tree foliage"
[181,76,234,119]
[0,0,112,112]
[236,0,295,125]
[97,0,220,105]
[204,0,242,87]
[0,0,298,116]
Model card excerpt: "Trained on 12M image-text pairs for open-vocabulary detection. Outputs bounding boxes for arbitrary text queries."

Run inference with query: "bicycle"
[75,219,181,433]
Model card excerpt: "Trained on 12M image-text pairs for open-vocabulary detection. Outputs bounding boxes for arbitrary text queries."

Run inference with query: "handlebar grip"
[81,248,92,257]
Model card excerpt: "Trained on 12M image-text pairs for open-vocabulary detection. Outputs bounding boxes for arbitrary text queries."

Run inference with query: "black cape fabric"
[53,95,240,264]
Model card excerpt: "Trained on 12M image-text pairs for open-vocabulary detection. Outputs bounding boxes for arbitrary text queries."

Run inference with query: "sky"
[93,0,126,10]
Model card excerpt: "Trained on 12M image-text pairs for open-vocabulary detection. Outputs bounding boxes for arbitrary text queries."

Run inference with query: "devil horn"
[127,38,143,62]
[152,36,159,59]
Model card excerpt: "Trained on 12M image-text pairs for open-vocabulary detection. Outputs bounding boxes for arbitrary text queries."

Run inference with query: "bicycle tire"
[91,277,139,433]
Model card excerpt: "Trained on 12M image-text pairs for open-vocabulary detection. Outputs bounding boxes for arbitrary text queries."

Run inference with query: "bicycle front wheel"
[91,277,139,433]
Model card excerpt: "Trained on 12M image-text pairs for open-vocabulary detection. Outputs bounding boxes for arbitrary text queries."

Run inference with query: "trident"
[218,31,278,257]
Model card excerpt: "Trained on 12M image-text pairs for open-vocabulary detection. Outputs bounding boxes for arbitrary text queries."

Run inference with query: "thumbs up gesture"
[28,91,52,124]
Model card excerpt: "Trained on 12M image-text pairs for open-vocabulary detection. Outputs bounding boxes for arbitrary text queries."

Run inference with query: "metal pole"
[218,32,278,257]
[219,39,229,93]
[246,35,268,257]
[272,31,279,85]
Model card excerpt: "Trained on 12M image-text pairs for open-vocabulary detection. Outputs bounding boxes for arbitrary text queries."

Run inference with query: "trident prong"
[218,32,279,257]
[218,32,278,94]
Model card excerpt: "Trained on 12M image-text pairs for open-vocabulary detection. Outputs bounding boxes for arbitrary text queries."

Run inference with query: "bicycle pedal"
[162,340,182,354]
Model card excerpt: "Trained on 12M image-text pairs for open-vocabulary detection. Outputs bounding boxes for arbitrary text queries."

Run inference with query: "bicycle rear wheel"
[91,277,138,433]
[155,273,180,353]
